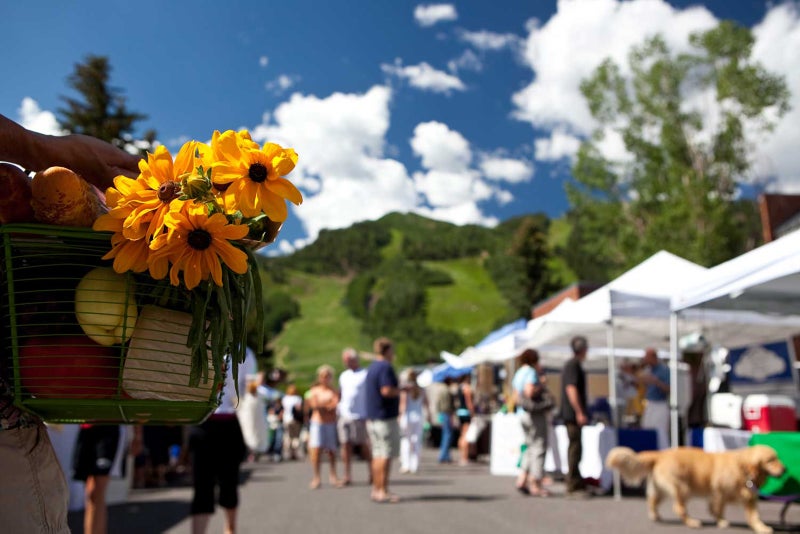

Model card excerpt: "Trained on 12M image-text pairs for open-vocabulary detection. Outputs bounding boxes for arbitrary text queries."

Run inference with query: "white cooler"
[742,394,797,433]
[708,392,744,429]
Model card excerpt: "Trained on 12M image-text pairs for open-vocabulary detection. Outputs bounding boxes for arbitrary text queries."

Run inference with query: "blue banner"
[727,340,795,385]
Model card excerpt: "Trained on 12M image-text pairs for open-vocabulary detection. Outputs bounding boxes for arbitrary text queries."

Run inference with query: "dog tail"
[605,446,658,486]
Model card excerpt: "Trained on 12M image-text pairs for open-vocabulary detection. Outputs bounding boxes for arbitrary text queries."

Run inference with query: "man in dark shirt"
[560,335,589,496]
[364,337,402,503]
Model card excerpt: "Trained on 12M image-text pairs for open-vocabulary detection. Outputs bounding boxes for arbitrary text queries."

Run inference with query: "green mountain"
[259,212,576,390]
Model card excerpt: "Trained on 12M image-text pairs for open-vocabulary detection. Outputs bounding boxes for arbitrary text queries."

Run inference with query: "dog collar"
[745,478,758,494]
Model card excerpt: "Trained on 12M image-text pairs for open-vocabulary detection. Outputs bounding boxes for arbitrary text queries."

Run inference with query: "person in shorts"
[337,347,371,485]
[364,337,403,503]
[72,424,121,534]
[307,364,342,489]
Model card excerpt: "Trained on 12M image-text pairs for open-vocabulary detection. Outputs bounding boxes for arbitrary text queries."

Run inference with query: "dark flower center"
[188,229,212,250]
[248,163,268,183]
[158,181,181,202]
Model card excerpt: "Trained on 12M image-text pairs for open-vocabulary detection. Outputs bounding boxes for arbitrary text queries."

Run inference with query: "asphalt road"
[68,448,800,534]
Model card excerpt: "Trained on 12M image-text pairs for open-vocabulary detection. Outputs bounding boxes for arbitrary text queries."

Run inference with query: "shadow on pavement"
[401,493,505,503]
[68,499,188,534]
[390,478,453,486]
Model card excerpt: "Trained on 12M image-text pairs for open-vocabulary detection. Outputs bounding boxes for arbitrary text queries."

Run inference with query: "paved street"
[69,448,800,534]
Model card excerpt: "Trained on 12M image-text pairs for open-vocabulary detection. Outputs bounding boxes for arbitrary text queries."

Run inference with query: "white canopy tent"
[672,228,800,315]
[670,229,800,448]
[512,250,708,451]
[445,251,706,369]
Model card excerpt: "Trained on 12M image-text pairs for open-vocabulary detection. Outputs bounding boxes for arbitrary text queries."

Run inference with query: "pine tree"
[57,55,154,152]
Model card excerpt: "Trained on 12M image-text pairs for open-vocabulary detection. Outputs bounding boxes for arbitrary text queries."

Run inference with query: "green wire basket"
[0,223,223,424]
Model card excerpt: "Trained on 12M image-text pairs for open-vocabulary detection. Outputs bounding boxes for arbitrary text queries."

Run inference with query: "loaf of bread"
[0,162,35,223]
[31,166,104,227]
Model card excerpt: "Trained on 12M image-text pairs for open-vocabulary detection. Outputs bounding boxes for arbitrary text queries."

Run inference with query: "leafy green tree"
[58,55,155,152]
[567,21,789,280]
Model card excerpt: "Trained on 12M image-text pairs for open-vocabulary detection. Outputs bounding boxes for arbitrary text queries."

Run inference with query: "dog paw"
[753,525,773,534]
[685,518,702,529]
[716,519,729,529]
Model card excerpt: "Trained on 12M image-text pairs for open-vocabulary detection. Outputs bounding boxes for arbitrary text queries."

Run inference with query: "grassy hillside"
[270,271,371,390]
[425,258,510,346]
[264,211,574,390]
[270,258,511,390]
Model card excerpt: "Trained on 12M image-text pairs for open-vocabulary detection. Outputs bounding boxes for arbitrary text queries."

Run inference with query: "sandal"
[516,484,531,496]
[372,493,401,504]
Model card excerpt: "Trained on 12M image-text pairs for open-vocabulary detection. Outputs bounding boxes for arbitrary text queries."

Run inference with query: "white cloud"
[259,56,269,68]
[512,0,717,135]
[409,121,509,225]
[418,203,498,227]
[414,4,457,27]
[266,74,297,95]
[495,189,514,205]
[750,3,800,192]
[512,0,800,193]
[410,121,471,172]
[534,129,581,161]
[459,29,521,51]
[166,134,191,149]
[448,49,483,73]
[382,60,466,94]
[250,86,419,241]
[479,155,534,183]
[17,97,64,135]
[413,169,485,207]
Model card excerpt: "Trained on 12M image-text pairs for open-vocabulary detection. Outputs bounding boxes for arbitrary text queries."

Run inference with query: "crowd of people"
[0,109,678,534]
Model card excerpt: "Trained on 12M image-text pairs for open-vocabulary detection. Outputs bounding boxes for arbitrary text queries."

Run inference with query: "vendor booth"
[445,246,800,500]
[671,228,800,444]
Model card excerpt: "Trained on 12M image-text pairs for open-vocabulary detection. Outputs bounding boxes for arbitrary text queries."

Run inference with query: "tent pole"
[669,312,680,449]
[607,320,621,500]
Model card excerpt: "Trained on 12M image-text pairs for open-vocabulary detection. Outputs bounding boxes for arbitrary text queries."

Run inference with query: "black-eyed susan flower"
[210,130,303,221]
[91,130,301,389]
[120,142,207,241]
[149,201,249,290]
[94,205,164,275]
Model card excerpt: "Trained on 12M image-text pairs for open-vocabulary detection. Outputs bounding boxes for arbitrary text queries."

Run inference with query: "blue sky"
[2,1,798,255]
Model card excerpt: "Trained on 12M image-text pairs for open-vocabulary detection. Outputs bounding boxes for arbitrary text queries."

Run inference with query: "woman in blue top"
[511,348,550,497]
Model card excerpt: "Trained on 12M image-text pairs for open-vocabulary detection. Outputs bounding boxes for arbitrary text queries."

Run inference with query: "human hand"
[45,133,141,188]
[577,412,588,426]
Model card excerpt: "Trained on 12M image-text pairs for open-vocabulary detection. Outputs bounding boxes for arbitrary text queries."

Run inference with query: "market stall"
[671,228,800,445]
[489,412,656,492]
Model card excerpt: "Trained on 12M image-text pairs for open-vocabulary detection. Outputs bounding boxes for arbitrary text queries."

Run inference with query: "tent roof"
[672,229,800,315]
[522,251,707,349]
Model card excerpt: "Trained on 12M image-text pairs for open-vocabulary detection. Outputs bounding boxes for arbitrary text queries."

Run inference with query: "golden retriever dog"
[606,445,785,534]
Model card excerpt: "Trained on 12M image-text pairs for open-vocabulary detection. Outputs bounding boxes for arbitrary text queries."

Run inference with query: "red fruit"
[18,335,120,399]
[0,162,35,223]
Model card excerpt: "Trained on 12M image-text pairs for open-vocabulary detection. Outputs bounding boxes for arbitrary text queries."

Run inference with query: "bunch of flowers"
[93,129,302,386]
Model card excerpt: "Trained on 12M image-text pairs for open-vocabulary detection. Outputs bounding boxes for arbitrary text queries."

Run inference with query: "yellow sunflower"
[210,129,302,221]
[149,201,249,290]
[120,142,208,241]
[94,207,163,275]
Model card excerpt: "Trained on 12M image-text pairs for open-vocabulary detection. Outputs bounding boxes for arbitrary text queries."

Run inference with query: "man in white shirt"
[338,347,371,485]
